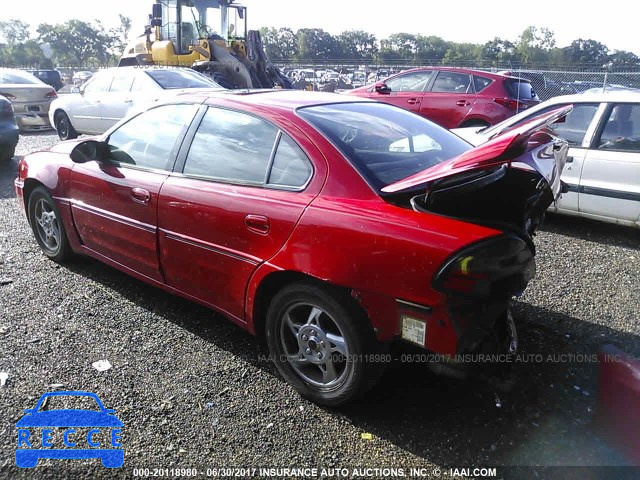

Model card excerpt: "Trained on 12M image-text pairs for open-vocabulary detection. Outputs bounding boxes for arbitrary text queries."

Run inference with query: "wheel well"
[459,118,490,128]
[252,271,356,342]
[22,179,45,216]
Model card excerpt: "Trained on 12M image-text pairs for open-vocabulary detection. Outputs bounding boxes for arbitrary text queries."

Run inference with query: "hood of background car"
[382,105,572,194]
[16,409,123,427]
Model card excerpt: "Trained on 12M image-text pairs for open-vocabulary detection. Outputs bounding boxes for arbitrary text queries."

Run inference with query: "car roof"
[173,89,374,111]
[389,66,513,80]
[538,90,640,104]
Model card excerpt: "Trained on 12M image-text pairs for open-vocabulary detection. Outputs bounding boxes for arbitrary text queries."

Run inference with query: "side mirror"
[374,82,391,94]
[70,140,107,164]
[151,3,163,27]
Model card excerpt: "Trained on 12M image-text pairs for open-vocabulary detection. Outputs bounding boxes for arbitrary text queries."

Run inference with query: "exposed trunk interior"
[386,165,555,242]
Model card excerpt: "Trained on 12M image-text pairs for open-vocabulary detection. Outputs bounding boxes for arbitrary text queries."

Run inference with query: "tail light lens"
[0,92,16,101]
[493,97,527,111]
[45,90,58,99]
[433,235,535,298]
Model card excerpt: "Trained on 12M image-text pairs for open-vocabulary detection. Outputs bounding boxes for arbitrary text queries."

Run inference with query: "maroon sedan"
[15,91,569,405]
[347,67,540,129]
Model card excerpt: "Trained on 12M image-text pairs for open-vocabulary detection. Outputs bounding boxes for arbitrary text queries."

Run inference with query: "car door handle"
[566,156,574,163]
[245,214,270,234]
[456,100,470,106]
[407,98,420,105]
[124,99,133,104]
[131,188,151,205]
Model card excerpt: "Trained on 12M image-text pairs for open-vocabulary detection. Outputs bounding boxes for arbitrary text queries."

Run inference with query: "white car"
[453,92,640,228]
[49,67,223,140]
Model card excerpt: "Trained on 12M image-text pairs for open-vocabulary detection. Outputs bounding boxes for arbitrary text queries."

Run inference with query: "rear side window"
[504,79,539,101]
[184,108,278,184]
[473,75,493,93]
[84,72,113,94]
[598,104,640,152]
[268,134,313,189]
[430,72,471,93]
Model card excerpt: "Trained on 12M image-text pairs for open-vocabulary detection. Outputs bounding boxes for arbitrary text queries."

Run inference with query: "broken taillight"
[433,235,535,298]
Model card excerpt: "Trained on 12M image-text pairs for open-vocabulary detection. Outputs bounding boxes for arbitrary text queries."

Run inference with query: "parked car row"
[0,69,58,132]
[15,90,570,405]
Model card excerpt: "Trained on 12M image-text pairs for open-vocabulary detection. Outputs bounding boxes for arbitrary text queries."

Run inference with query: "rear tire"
[265,282,383,406]
[28,186,72,263]
[54,111,78,141]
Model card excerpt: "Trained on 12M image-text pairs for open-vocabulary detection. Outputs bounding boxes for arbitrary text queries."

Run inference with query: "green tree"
[414,35,449,64]
[36,20,114,67]
[337,30,377,61]
[442,43,482,65]
[516,26,555,64]
[0,19,30,46]
[482,37,520,65]
[564,39,609,66]
[296,28,340,61]
[607,50,639,68]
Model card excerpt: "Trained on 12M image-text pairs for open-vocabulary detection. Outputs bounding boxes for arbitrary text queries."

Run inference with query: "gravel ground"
[0,133,639,479]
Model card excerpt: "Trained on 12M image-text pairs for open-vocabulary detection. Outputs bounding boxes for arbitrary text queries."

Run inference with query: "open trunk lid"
[381,105,572,196]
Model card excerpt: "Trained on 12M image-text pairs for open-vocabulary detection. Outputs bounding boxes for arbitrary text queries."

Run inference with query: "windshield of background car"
[505,79,539,101]
[145,69,222,89]
[298,102,471,192]
[0,70,41,85]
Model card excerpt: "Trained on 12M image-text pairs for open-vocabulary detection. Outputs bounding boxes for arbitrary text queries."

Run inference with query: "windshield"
[298,102,471,192]
[0,70,41,85]
[145,69,222,89]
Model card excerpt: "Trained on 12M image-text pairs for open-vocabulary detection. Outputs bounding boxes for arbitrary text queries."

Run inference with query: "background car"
[346,67,540,129]
[453,91,640,228]
[16,91,568,406]
[49,66,224,140]
[0,95,19,162]
[72,71,93,85]
[24,69,64,91]
[0,68,57,131]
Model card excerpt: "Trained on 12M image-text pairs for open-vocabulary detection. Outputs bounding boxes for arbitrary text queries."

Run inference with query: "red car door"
[369,70,433,114]
[158,107,320,321]
[68,104,200,281]
[419,70,476,128]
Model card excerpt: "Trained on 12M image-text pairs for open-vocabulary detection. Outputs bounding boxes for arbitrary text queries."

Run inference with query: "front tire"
[54,111,78,141]
[265,282,382,406]
[0,145,14,162]
[28,186,72,263]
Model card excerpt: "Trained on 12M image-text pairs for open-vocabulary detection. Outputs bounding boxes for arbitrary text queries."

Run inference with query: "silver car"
[49,67,223,140]
[0,69,57,131]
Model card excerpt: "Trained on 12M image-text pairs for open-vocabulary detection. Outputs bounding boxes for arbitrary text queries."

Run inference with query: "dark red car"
[346,67,540,129]
[15,91,569,406]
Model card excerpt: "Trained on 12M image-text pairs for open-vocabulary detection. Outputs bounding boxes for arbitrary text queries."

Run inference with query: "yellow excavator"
[118,0,293,89]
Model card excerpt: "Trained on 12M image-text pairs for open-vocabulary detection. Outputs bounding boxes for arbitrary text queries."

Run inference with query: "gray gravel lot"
[0,133,639,479]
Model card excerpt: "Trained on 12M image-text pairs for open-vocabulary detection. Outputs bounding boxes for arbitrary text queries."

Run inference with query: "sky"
[5,0,640,55]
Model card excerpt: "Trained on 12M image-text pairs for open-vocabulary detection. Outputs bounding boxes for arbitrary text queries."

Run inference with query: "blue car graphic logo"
[16,391,123,468]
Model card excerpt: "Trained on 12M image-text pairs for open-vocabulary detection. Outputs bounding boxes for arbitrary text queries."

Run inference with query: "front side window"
[298,102,471,191]
[385,71,432,93]
[107,104,199,170]
[84,72,113,94]
[183,108,278,184]
[109,71,135,93]
[430,72,472,93]
[598,103,640,152]
[551,103,599,146]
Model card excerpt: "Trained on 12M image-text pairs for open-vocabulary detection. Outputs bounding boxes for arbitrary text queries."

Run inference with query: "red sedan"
[15,91,570,406]
[346,67,540,129]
